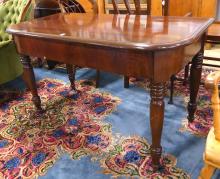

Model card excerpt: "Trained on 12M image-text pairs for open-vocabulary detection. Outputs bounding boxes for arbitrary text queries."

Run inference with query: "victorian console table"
[7,13,214,170]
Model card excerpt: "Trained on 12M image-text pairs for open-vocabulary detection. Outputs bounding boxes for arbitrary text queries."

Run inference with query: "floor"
[25,66,218,179]
[1,48,220,179]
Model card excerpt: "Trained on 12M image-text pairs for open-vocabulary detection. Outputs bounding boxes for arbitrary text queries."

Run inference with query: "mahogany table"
[7,13,214,170]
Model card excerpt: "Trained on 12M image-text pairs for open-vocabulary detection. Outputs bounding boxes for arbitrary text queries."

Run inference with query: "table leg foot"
[96,70,100,88]
[187,51,203,122]
[124,76,129,88]
[66,64,79,93]
[150,146,162,171]
[20,55,43,112]
[150,82,165,170]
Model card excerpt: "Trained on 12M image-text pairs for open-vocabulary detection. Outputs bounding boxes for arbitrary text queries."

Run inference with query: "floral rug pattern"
[176,69,214,136]
[0,78,120,179]
[101,136,190,178]
[130,69,215,136]
[0,78,190,178]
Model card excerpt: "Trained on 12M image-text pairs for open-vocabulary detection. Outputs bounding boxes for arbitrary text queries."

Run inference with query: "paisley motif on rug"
[100,136,190,178]
[175,69,214,136]
[130,69,215,136]
[0,78,120,179]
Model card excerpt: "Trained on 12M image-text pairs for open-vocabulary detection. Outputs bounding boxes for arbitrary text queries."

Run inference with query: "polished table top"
[7,13,213,50]
[6,13,214,170]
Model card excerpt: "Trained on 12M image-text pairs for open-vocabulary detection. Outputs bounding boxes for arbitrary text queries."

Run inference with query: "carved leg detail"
[199,164,215,179]
[187,52,203,122]
[66,64,76,91]
[20,55,43,112]
[124,76,129,88]
[150,82,166,170]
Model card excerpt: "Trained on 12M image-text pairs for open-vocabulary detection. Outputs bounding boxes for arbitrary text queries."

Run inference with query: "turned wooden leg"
[96,70,100,88]
[150,82,166,170]
[66,64,76,91]
[124,76,129,88]
[20,55,43,112]
[183,63,190,86]
[187,52,203,122]
[37,58,43,67]
[168,75,175,104]
[199,164,215,179]
[188,33,205,122]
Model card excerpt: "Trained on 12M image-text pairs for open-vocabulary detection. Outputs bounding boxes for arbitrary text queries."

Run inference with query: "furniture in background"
[161,0,218,104]
[168,21,220,104]
[34,0,61,69]
[104,0,152,88]
[203,22,220,68]
[34,0,96,13]
[7,13,213,170]
[58,0,100,89]
[0,0,32,85]
[101,0,217,16]
[57,0,152,89]
[199,71,220,179]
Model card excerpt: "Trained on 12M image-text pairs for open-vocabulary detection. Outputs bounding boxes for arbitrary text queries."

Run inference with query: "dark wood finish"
[110,0,152,88]
[163,0,169,16]
[58,0,100,88]
[7,13,214,170]
[34,0,61,69]
[188,34,206,122]
[169,22,220,105]
[96,70,100,88]
[168,75,175,104]
[124,76,129,88]
[150,82,165,169]
[20,55,43,113]
[66,64,76,90]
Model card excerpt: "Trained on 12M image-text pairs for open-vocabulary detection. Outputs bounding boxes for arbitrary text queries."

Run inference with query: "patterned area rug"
[100,136,189,178]
[130,69,214,136]
[176,69,214,136]
[0,78,189,178]
[0,88,21,106]
[0,79,120,178]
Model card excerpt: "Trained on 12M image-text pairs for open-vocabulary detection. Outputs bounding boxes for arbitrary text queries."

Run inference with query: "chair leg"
[168,75,175,104]
[36,58,43,67]
[183,64,190,86]
[124,76,129,88]
[66,64,77,91]
[96,70,100,88]
[199,164,215,179]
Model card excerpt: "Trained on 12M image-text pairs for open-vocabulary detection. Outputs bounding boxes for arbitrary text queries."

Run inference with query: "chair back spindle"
[111,0,152,15]
[58,0,85,13]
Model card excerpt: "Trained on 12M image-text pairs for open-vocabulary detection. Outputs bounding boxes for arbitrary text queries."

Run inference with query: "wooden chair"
[109,0,153,88]
[199,71,220,179]
[59,0,153,89]
[168,12,192,104]
[202,22,220,68]
[168,22,220,104]
[58,0,100,89]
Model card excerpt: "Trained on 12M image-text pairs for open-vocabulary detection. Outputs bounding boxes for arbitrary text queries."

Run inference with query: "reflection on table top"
[7,13,214,50]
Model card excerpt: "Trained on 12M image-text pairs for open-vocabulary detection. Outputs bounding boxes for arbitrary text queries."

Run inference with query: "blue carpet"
[2,67,220,179]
